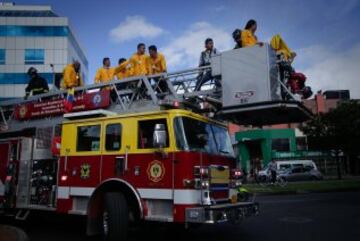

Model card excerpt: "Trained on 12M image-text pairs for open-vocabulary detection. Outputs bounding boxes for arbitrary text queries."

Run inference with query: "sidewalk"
[0,225,28,241]
[243,179,360,195]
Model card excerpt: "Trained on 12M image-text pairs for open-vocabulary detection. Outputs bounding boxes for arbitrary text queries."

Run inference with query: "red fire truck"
[0,46,311,240]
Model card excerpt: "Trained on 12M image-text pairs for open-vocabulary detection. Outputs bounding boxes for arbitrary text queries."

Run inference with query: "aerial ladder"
[0,44,312,135]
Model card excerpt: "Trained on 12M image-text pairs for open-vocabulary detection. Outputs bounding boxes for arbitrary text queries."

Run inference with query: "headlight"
[194,179,210,189]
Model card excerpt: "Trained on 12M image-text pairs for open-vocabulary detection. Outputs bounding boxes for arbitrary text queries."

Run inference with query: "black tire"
[103,192,129,241]
[0,225,29,241]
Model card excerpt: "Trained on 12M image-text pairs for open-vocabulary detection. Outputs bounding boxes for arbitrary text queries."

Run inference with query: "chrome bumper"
[185,202,259,224]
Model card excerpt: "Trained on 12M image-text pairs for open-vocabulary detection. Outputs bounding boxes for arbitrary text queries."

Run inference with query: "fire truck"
[0,45,311,240]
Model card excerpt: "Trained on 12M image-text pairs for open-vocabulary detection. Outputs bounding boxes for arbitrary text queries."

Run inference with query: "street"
[2,191,360,241]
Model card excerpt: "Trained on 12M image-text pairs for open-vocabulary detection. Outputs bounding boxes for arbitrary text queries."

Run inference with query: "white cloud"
[295,44,360,98]
[161,22,233,69]
[109,15,164,43]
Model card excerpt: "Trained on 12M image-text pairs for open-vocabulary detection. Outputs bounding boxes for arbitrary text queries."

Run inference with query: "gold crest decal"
[147,160,165,182]
[80,163,91,179]
[19,105,27,119]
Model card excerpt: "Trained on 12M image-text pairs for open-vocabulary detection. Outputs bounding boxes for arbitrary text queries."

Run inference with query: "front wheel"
[103,192,129,241]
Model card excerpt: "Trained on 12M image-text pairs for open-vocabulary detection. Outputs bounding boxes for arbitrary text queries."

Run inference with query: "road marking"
[279,217,313,223]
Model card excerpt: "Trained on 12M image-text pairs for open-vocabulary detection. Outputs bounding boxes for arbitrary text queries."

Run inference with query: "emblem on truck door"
[147,160,165,182]
[80,163,91,179]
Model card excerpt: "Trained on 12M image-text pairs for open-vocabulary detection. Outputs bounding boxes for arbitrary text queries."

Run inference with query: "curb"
[252,187,360,196]
[0,225,29,241]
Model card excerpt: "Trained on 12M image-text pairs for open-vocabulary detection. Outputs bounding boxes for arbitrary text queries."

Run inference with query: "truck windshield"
[174,117,234,157]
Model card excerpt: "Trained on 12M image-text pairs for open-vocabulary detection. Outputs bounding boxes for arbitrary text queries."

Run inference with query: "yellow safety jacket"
[270,34,293,61]
[114,60,131,80]
[128,53,149,76]
[94,67,115,84]
[241,29,257,47]
[148,53,167,75]
[62,64,83,89]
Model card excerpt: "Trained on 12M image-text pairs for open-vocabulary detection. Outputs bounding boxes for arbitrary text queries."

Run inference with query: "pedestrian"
[268,160,277,184]
[24,67,49,99]
[194,38,221,91]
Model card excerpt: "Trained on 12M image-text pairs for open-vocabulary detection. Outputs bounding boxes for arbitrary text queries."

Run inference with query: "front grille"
[209,165,229,203]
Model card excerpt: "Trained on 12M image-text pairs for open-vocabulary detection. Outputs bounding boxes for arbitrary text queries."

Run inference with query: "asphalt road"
[2,191,360,241]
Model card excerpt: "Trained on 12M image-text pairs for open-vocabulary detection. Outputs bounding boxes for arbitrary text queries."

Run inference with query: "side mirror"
[153,124,167,148]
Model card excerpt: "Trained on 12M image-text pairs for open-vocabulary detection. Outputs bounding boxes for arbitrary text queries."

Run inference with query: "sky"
[17,0,360,97]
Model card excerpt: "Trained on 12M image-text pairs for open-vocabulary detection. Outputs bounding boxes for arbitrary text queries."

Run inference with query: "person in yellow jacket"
[128,43,149,77]
[94,57,115,84]
[114,58,130,80]
[148,45,168,93]
[148,45,167,75]
[241,19,296,62]
[62,61,83,89]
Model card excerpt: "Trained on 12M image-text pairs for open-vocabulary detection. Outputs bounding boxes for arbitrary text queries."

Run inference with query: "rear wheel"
[103,192,128,241]
[277,176,287,187]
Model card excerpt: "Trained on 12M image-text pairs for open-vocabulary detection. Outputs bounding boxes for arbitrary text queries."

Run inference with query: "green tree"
[301,100,360,176]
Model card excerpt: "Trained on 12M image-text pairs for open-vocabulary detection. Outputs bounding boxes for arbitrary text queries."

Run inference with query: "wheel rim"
[103,211,109,236]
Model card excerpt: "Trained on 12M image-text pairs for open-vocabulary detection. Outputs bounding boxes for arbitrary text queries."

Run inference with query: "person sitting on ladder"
[194,38,221,91]
[95,57,120,101]
[147,45,168,94]
[114,58,131,80]
[94,57,115,84]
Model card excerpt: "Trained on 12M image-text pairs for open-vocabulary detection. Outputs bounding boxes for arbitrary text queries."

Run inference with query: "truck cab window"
[106,124,122,151]
[77,125,101,151]
[138,119,169,149]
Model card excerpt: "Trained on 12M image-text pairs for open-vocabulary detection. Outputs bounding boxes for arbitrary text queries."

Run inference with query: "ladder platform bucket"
[216,101,312,126]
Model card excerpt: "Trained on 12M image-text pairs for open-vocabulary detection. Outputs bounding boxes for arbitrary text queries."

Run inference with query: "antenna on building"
[50,63,58,91]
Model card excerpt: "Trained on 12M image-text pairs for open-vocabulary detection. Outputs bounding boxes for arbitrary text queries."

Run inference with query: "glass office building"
[0,3,88,99]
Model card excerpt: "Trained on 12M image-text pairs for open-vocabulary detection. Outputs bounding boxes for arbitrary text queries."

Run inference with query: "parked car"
[257,160,323,182]
[278,166,323,181]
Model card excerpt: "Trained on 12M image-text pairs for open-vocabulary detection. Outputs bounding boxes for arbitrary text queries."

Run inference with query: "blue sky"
[19,0,360,97]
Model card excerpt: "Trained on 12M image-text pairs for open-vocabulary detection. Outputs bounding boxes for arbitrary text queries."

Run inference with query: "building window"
[138,119,169,149]
[0,26,68,37]
[77,125,101,152]
[105,124,122,151]
[0,49,5,65]
[271,138,290,152]
[25,49,44,65]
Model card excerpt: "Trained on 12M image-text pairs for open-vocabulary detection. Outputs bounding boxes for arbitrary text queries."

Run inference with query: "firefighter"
[128,43,149,77]
[24,67,49,98]
[148,45,168,93]
[114,58,130,80]
[194,38,221,91]
[61,61,83,89]
[94,57,115,84]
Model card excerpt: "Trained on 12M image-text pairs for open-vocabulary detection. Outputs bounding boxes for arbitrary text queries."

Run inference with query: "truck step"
[15,209,30,221]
